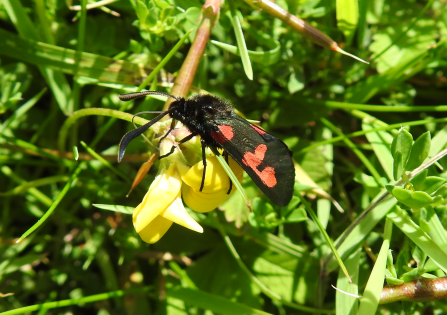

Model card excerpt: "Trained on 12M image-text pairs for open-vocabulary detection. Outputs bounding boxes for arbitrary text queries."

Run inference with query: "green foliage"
[2,0,447,314]
[388,130,447,209]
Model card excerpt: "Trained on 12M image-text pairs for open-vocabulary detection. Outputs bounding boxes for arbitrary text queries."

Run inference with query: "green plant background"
[1,0,447,314]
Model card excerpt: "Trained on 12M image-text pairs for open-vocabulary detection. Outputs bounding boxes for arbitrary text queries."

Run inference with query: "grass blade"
[358,218,392,315]
[213,151,251,210]
[2,0,72,114]
[387,207,447,273]
[93,204,134,215]
[336,248,360,315]
[362,122,394,180]
[227,0,253,80]
[0,287,152,315]
[0,175,70,196]
[0,88,46,135]
[17,163,84,242]
[167,287,272,315]
[0,29,174,88]
[211,39,280,66]
[327,196,396,271]
[298,194,352,282]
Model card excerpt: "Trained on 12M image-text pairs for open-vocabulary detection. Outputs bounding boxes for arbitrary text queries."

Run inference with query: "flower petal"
[138,215,173,244]
[182,184,236,212]
[162,193,203,233]
[133,163,181,233]
[183,156,243,193]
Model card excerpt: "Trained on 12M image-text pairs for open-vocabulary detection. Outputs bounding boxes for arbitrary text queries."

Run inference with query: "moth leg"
[224,151,233,194]
[199,139,207,192]
[159,131,198,159]
[157,119,176,149]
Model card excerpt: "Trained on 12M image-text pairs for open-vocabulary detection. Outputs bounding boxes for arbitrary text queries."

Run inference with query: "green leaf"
[410,169,428,191]
[405,131,431,171]
[393,151,403,181]
[336,0,359,45]
[385,184,395,194]
[396,249,410,277]
[284,208,307,223]
[136,0,150,29]
[385,273,404,286]
[287,72,304,94]
[146,0,159,28]
[422,177,447,195]
[391,187,412,201]
[220,191,250,228]
[407,191,433,209]
[387,249,397,278]
[392,128,413,180]
[392,128,413,163]
[392,188,433,209]
[401,268,420,282]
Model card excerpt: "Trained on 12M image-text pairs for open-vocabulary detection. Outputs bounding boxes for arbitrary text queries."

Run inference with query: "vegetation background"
[1,0,447,314]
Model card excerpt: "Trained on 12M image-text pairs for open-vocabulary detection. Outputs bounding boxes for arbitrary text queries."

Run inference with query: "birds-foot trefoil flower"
[182,156,243,212]
[133,160,203,243]
[132,132,243,244]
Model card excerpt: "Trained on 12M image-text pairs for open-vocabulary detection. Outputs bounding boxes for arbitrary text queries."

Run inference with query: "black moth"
[118,91,295,207]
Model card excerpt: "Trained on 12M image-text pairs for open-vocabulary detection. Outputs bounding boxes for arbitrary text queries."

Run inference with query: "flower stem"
[380,276,447,304]
[164,0,221,110]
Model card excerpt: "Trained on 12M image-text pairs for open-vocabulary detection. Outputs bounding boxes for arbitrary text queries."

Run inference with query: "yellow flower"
[182,156,243,212]
[133,161,202,244]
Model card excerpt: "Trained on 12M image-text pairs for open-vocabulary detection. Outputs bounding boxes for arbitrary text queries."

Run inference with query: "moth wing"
[211,116,295,206]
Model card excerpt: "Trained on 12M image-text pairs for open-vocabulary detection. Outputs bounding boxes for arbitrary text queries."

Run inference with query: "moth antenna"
[131,111,165,125]
[118,111,170,162]
[119,91,182,101]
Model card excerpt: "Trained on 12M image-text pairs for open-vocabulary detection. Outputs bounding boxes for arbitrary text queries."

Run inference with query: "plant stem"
[164,0,221,110]
[242,0,368,63]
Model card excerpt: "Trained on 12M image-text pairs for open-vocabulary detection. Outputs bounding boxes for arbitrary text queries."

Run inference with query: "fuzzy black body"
[169,94,235,148]
[169,94,295,207]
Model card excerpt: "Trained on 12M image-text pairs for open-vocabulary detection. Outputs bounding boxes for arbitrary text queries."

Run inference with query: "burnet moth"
[117,91,295,206]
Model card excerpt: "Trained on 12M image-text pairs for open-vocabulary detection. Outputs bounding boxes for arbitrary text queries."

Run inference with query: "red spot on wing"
[251,125,266,135]
[211,125,234,145]
[219,125,234,140]
[211,132,226,144]
[242,144,277,188]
